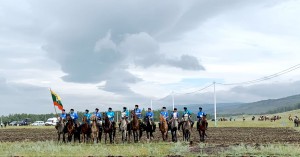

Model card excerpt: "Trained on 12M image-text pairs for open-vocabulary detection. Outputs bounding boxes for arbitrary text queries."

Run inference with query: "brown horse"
[103,113,114,144]
[289,115,293,121]
[198,116,207,142]
[81,116,90,143]
[159,115,168,141]
[66,115,75,142]
[90,115,99,143]
[130,110,140,143]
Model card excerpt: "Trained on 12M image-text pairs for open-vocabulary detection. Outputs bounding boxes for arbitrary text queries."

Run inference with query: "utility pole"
[214,81,217,127]
[172,91,175,110]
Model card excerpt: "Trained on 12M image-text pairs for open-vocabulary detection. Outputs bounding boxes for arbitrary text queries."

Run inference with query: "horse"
[130,110,140,143]
[55,117,66,142]
[142,116,154,141]
[294,117,299,127]
[90,115,99,143]
[81,116,90,143]
[120,115,128,142]
[66,115,81,143]
[159,115,168,141]
[252,116,255,121]
[182,114,191,142]
[170,117,178,142]
[66,115,75,142]
[103,113,114,144]
[198,116,207,142]
[289,115,293,121]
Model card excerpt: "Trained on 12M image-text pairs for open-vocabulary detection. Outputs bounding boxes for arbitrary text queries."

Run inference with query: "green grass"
[1,141,299,156]
[0,141,190,156]
[1,125,54,129]
[221,144,300,156]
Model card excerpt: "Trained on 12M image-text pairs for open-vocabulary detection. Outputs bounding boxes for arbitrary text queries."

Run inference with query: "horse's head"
[90,115,97,121]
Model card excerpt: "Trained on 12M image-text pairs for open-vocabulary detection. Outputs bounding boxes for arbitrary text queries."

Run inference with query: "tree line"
[266,102,300,114]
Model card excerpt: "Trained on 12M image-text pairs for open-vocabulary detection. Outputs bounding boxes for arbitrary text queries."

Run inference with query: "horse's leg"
[58,133,60,142]
[122,130,124,142]
[63,133,66,143]
[99,129,102,142]
[139,129,142,140]
[110,131,113,144]
[105,133,107,144]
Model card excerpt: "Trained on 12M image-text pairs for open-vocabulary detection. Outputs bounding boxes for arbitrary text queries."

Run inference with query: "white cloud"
[0,0,300,115]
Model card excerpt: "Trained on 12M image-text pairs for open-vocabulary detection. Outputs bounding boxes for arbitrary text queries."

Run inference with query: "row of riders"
[55,105,208,143]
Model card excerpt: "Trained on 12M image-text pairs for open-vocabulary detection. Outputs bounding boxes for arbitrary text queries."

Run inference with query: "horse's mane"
[159,115,166,122]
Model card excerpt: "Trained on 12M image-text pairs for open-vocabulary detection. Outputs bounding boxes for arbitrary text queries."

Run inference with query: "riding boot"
[196,121,199,131]
[206,122,208,130]
[118,122,121,131]
[158,123,161,129]
[191,120,194,128]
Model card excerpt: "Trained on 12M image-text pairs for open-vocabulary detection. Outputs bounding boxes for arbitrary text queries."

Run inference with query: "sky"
[1,0,300,115]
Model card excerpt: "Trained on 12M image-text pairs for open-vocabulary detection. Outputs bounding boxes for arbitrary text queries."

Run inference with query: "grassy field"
[0,141,300,156]
[1,109,299,156]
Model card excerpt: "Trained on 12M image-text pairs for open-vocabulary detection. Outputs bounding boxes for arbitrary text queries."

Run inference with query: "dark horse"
[141,116,154,140]
[103,113,115,144]
[130,110,140,143]
[66,115,81,143]
[81,116,90,143]
[198,115,207,142]
[170,118,179,142]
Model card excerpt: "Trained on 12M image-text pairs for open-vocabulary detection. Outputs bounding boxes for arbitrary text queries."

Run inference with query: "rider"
[93,108,102,128]
[106,107,115,128]
[60,109,67,121]
[196,107,207,130]
[83,109,91,124]
[171,108,180,120]
[69,108,79,125]
[118,107,129,130]
[182,107,194,127]
[134,105,142,122]
[159,106,169,128]
[145,108,156,132]
[171,108,180,129]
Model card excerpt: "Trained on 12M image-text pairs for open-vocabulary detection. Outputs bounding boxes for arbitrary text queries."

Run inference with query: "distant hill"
[171,94,300,115]
[226,94,300,114]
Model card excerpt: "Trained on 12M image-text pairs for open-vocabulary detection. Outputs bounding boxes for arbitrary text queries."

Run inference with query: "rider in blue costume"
[69,108,79,125]
[60,109,67,121]
[145,108,156,131]
[159,106,169,129]
[196,107,208,130]
[118,106,129,131]
[134,104,142,120]
[179,107,194,129]
[83,109,91,124]
[106,107,116,128]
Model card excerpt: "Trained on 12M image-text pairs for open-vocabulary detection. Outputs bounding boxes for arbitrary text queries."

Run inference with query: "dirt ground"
[0,127,299,145]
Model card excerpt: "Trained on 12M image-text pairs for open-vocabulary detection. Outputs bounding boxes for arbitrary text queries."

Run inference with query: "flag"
[50,89,63,111]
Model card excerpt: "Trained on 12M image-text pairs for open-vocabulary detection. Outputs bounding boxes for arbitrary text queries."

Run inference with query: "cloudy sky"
[1,0,300,115]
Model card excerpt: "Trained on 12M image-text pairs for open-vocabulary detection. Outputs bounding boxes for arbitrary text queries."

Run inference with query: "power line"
[174,83,214,95]
[217,63,300,86]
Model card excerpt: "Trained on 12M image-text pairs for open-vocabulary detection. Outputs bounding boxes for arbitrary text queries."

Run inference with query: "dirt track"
[1,127,300,145]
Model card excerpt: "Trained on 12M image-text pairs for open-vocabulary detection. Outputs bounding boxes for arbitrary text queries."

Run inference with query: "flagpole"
[50,88,58,118]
